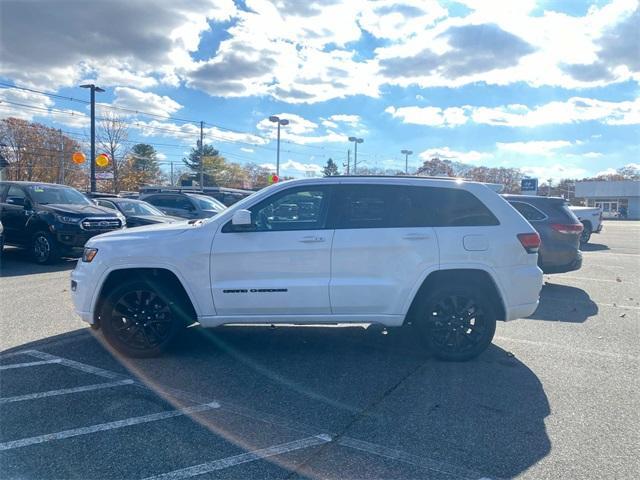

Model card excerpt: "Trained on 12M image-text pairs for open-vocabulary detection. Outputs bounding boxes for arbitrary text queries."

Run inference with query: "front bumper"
[54,227,120,249]
[70,261,101,325]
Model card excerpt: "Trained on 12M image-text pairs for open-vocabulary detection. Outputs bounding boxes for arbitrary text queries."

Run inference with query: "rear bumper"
[496,264,543,321]
[542,250,582,274]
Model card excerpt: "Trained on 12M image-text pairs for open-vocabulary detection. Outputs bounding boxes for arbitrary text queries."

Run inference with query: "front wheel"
[99,281,183,358]
[32,231,59,264]
[414,285,497,361]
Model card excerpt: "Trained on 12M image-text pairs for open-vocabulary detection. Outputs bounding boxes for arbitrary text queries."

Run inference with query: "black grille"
[80,218,122,231]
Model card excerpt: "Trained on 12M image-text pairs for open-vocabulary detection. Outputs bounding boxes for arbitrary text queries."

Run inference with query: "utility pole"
[170,162,174,186]
[199,121,204,188]
[58,129,65,184]
[80,84,104,192]
[345,149,350,175]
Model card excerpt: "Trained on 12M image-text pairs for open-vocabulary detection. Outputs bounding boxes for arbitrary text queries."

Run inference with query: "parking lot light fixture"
[401,149,413,174]
[269,116,289,177]
[348,137,364,174]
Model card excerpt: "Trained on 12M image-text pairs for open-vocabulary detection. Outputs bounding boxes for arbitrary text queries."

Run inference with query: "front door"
[211,185,334,316]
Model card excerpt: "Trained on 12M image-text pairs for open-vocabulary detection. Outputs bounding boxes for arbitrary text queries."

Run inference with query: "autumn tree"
[466,166,523,193]
[118,143,162,191]
[416,157,455,177]
[323,158,339,176]
[0,117,86,187]
[243,162,272,189]
[183,144,228,186]
[97,112,129,192]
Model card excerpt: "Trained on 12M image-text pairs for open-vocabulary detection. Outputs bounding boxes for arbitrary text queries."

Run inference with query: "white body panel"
[210,228,333,316]
[569,206,603,232]
[71,177,543,328]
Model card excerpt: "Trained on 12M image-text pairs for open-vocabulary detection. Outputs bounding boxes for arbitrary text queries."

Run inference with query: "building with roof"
[575,180,640,219]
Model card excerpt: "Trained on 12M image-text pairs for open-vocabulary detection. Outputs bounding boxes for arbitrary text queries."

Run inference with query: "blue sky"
[0,0,638,181]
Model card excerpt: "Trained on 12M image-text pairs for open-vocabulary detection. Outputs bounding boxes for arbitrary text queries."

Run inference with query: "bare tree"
[97,112,130,192]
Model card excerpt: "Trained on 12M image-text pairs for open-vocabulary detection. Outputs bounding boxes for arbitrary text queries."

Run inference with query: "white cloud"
[240,147,254,153]
[259,159,323,177]
[418,146,490,163]
[359,0,447,40]
[595,167,618,177]
[521,164,588,181]
[472,96,640,127]
[0,88,54,121]
[132,120,268,146]
[328,114,361,125]
[112,87,182,117]
[256,113,349,144]
[496,140,576,155]
[583,152,604,158]
[156,152,167,161]
[386,105,468,127]
[321,119,339,129]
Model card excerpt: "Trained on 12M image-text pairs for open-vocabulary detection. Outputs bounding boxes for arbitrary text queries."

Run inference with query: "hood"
[129,215,181,224]
[87,219,198,245]
[42,203,118,217]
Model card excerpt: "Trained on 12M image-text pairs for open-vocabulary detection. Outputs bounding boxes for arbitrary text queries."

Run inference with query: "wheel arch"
[93,267,198,328]
[581,220,592,231]
[404,268,507,325]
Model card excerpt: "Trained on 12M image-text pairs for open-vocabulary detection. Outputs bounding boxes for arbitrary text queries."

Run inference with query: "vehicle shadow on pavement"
[0,247,77,277]
[529,283,598,322]
[580,242,610,252]
[3,325,551,479]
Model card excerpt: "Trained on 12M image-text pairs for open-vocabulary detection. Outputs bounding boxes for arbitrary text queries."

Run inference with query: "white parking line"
[0,379,134,404]
[0,402,220,451]
[0,359,60,371]
[25,350,123,379]
[142,434,332,480]
[338,436,498,480]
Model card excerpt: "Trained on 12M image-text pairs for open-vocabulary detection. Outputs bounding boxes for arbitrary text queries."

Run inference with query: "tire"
[32,231,60,264]
[413,284,497,361]
[99,280,184,358]
[580,222,592,245]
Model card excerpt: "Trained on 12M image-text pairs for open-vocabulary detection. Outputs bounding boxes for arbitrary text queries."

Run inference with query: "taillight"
[551,223,584,234]
[518,232,541,253]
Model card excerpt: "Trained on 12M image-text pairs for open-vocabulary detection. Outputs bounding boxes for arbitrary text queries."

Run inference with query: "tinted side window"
[143,195,163,206]
[173,196,194,210]
[223,186,330,232]
[509,201,546,221]
[6,185,26,203]
[430,189,499,227]
[333,185,434,229]
[97,200,116,210]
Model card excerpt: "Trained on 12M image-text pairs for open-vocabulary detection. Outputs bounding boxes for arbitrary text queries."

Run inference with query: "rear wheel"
[32,231,59,264]
[580,222,592,245]
[414,285,496,361]
[99,281,184,358]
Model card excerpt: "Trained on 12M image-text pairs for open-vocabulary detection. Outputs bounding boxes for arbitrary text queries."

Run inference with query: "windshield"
[192,194,226,212]
[28,185,92,205]
[116,200,164,216]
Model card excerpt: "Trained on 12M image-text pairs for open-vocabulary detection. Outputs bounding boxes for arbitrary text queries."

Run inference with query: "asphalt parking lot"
[1,221,638,480]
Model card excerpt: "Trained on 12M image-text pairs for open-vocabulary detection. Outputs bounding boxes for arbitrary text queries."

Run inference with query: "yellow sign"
[96,153,110,167]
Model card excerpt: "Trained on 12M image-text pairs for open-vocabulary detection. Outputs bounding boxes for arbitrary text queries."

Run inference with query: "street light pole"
[199,121,204,188]
[348,137,364,174]
[401,149,413,174]
[80,84,104,192]
[269,115,289,177]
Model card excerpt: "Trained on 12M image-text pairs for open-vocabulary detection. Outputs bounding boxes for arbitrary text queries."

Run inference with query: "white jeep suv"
[71,177,542,361]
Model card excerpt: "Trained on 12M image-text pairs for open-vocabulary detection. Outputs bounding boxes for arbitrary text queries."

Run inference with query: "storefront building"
[575,180,640,219]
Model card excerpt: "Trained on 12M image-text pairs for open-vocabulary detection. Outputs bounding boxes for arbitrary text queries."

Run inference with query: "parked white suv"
[71,177,543,361]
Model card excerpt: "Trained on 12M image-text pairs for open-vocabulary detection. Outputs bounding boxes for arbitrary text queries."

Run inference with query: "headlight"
[82,247,98,263]
[56,215,81,224]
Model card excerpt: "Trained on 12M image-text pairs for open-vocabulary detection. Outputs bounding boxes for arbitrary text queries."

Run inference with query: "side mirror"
[231,209,252,226]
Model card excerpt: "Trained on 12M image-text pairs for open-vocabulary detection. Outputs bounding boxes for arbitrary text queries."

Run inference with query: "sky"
[0,0,638,181]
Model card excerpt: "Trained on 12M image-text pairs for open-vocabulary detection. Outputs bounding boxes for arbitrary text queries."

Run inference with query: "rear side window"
[429,188,499,227]
[331,184,498,229]
[332,185,434,229]
[509,201,547,221]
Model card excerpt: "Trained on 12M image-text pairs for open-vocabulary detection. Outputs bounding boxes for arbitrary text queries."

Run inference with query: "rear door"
[1,185,29,245]
[329,184,438,315]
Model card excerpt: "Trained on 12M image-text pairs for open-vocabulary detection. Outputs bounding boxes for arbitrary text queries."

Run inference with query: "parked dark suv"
[0,181,125,263]
[503,194,583,274]
[139,191,226,219]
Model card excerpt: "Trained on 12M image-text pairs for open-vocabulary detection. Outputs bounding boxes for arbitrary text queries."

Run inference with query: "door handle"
[299,236,325,243]
[403,233,430,240]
